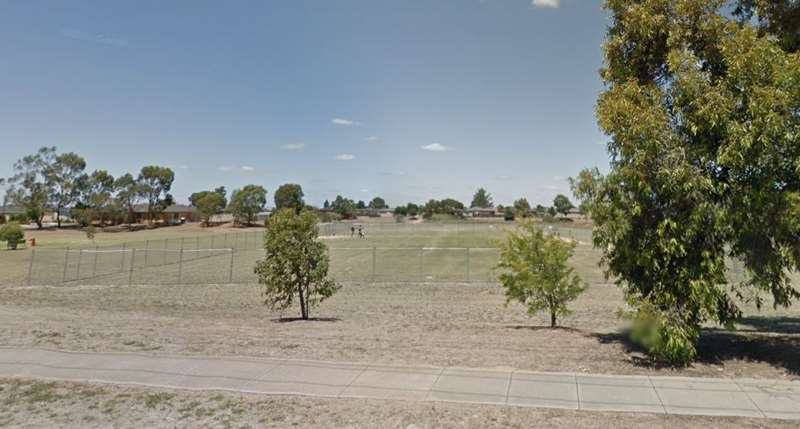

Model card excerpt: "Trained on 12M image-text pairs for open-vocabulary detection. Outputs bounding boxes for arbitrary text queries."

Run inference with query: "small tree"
[196,192,226,226]
[552,194,574,217]
[496,222,586,328]
[471,188,494,208]
[274,183,305,213]
[227,185,267,226]
[0,222,25,250]
[255,209,340,319]
[368,197,387,209]
[513,198,531,218]
[504,206,515,221]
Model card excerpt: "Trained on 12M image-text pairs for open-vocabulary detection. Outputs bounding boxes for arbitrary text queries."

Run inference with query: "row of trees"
[322,196,388,218]
[191,183,310,226]
[1,147,175,228]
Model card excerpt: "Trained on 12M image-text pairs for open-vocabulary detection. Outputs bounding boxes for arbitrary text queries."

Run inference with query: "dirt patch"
[0,282,797,380]
[0,378,793,428]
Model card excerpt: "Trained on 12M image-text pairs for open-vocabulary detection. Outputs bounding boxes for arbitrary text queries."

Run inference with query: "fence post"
[120,242,127,272]
[62,247,70,283]
[371,247,376,282]
[466,248,470,282]
[144,240,150,267]
[229,249,235,283]
[77,249,84,280]
[27,248,35,286]
[419,247,424,281]
[92,245,98,278]
[129,248,136,285]
[177,248,184,284]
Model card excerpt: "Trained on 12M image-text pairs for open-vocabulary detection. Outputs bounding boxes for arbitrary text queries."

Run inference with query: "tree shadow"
[271,317,340,323]
[505,324,583,333]
[735,316,800,335]
[592,320,800,375]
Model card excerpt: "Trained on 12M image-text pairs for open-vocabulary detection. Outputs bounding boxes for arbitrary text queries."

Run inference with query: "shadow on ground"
[271,317,340,323]
[593,316,800,376]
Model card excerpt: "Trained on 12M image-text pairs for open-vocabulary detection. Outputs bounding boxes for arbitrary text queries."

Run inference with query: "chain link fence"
[5,222,599,287]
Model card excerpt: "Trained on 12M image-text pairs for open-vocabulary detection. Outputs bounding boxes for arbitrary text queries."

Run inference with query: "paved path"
[0,347,797,420]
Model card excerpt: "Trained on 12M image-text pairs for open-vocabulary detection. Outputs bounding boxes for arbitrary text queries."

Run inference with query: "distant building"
[466,207,496,218]
[131,204,199,224]
[0,206,25,223]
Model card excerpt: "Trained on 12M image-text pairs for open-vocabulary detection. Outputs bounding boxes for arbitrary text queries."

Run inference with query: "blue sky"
[0,0,609,208]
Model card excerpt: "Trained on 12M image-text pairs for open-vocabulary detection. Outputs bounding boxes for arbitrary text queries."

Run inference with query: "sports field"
[0,219,797,382]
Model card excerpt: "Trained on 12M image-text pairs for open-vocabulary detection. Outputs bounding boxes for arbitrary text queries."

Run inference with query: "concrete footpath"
[0,347,797,420]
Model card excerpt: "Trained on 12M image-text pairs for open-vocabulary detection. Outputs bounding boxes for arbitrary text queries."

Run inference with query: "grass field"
[0,219,798,382]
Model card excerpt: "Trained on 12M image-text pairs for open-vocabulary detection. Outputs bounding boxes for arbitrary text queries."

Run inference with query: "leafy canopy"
[254,209,340,320]
[471,188,494,208]
[274,183,305,213]
[228,185,267,225]
[575,0,800,364]
[496,222,586,327]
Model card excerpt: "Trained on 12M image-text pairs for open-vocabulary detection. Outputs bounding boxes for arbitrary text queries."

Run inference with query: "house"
[466,207,496,218]
[0,206,25,223]
[131,204,199,224]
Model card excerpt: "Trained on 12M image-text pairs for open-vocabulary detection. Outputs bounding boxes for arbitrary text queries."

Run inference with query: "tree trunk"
[298,285,308,320]
[56,209,62,228]
[550,312,557,328]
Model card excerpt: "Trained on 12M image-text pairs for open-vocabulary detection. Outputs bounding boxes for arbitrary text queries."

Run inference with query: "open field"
[2,378,790,429]
[0,219,798,381]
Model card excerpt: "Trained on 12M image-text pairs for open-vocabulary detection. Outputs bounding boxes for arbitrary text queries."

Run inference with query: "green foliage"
[423,198,465,219]
[114,173,139,224]
[583,0,800,364]
[46,152,86,227]
[195,192,227,226]
[394,206,408,216]
[406,203,420,216]
[496,222,586,327]
[356,200,366,210]
[1,147,56,229]
[227,185,267,226]
[136,166,174,224]
[189,187,227,208]
[0,222,25,249]
[569,168,602,216]
[552,194,574,216]
[254,209,340,319]
[331,195,356,219]
[504,206,515,221]
[368,196,387,209]
[274,183,305,213]
[470,188,494,208]
[513,198,531,217]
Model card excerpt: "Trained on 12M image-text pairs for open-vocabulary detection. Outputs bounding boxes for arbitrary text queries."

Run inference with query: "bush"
[254,209,340,319]
[496,222,585,327]
[0,222,25,250]
[624,300,699,366]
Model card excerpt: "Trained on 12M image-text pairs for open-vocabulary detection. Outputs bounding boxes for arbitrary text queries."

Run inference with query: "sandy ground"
[0,378,793,429]
[1,281,797,380]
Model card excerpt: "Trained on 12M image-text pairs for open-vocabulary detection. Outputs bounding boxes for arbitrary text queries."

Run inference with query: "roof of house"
[466,207,496,212]
[0,206,25,215]
[132,204,198,214]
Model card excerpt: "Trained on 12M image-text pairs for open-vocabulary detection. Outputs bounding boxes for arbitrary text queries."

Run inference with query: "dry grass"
[0,378,793,429]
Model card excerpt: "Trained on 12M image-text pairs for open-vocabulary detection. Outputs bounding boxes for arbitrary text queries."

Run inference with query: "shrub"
[254,209,340,319]
[496,222,585,327]
[0,222,25,250]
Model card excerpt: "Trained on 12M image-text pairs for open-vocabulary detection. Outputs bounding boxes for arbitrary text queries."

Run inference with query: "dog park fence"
[7,222,602,287]
[22,245,503,286]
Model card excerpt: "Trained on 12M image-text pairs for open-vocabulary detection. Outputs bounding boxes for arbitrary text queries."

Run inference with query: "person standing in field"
[358,225,364,239]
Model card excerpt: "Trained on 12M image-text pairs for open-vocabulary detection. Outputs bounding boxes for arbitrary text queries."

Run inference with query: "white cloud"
[281,143,306,150]
[532,0,559,8]
[334,154,355,161]
[364,136,380,142]
[62,28,129,47]
[360,189,369,193]
[421,143,452,152]
[219,165,255,172]
[177,164,189,170]
[331,118,360,126]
